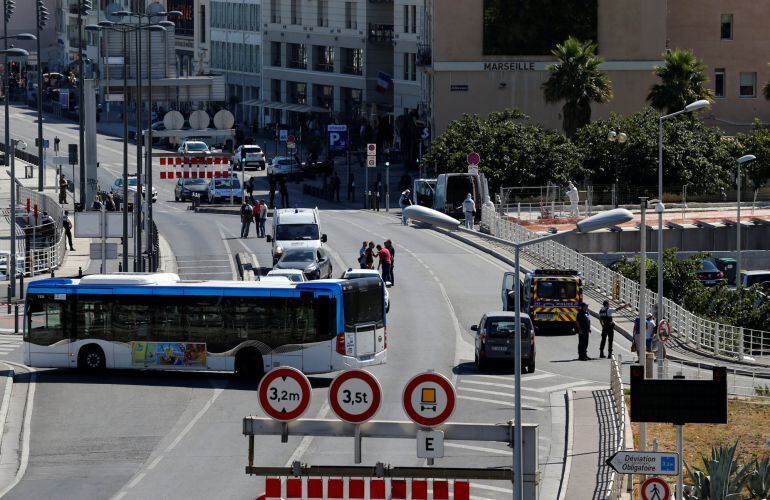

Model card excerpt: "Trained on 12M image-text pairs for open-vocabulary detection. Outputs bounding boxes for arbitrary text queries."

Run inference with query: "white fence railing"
[606,355,626,500]
[481,206,770,362]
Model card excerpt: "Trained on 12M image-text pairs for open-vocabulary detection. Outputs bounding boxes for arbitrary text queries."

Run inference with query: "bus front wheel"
[235,348,264,380]
[78,345,106,372]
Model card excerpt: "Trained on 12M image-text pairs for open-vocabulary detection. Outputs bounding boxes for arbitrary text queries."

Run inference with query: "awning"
[241,99,331,113]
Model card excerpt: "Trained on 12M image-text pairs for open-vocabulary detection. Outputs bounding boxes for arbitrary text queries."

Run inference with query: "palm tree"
[648,49,713,114]
[542,37,613,137]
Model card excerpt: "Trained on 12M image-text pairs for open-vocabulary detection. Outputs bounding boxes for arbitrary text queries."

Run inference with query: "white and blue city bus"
[23,273,387,375]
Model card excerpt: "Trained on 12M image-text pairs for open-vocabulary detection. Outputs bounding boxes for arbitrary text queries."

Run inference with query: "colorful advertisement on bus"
[131,342,207,367]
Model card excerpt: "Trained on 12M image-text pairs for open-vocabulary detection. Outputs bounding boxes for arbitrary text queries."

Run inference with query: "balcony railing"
[416,46,432,66]
[314,63,334,73]
[368,23,394,43]
[342,65,363,76]
[288,60,307,69]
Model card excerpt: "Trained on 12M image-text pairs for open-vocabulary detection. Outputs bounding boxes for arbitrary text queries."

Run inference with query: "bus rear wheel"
[235,348,264,380]
[78,345,106,372]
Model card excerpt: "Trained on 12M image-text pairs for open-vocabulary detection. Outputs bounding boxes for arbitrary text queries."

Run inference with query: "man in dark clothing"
[62,210,75,251]
[598,300,629,358]
[331,172,341,202]
[279,177,289,208]
[59,175,68,204]
[268,176,277,208]
[576,302,591,360]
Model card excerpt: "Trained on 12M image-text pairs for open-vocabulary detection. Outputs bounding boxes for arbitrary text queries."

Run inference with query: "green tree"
[423,109,584,192]
[615,248,704,305]
[542,37,613,137]
[648,49,713,114]
[732,121,770,191]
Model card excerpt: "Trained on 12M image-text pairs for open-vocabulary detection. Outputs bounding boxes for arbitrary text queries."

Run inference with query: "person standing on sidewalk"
[268,175,277,209]
[399,189,411,225]
[59,174,69,204]
[279,177,289,208]
[240,200,253,238]
[598,300,629,358]
[384,239,395,284]
[63,210,75,251]
[462,193,476,229]
[576,302,591,360]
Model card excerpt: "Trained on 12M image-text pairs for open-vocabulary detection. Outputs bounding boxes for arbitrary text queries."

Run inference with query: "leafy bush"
[747,455,770,499]
[684,441,755,500]
[614,248,704,305]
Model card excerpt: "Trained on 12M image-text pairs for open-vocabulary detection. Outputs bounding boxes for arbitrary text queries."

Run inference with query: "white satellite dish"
[163,110,184,130]
[213,109,235,130]
[189,110,210,130]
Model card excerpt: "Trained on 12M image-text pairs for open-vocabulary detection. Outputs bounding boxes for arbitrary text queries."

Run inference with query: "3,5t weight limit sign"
[329,369,382,424]
[258,367,312,422]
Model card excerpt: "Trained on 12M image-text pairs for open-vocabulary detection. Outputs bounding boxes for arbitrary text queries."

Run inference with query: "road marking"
[0,368,36,498]
[165,386,225,453]
[471,482,514,493]
[111,492,127,500]
[458,395,541,411]
[0,364,14,456]
[445,442,512,456]
[147,456,163,470]
[466,372,556,382]
[457,386,545,403]
[533,381,594,393]
[216,223,239,280]
[177,272,234,277]
[176,259,231,263]
[283,400,331,467]
[176,265,233,270]
[127,472,146,489]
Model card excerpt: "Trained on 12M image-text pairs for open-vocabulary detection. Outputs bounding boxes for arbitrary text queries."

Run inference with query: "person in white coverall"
[462,193,476,229]
[566,182,580,218]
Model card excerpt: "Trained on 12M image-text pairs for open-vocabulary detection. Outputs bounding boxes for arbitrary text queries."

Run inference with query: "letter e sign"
[416,430,444,459]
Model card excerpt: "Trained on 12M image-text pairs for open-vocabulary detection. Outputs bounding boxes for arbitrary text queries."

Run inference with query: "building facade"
[668,0,770,133]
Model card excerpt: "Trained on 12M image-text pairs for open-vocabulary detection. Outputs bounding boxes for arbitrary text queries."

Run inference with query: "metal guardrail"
[481,206,770,362]
[606,356,626,500]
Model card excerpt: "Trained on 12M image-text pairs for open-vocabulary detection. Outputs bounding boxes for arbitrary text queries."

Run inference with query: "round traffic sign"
[328,370,382,424]
[467,152,480,166]
[367,143,377,154]
[657,319,670,342]
[288,134,296,143]
[258,367,312,422]
[641,477,670,500]
[402,372,456,427]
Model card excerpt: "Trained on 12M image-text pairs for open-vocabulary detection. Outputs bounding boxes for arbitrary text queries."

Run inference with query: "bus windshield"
[536,280,578,300]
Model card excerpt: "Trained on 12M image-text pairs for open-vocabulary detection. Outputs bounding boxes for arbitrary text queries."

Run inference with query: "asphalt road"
[0,105,761,500]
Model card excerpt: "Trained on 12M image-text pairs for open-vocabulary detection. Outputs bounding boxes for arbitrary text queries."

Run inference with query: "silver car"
[109,176,158,203]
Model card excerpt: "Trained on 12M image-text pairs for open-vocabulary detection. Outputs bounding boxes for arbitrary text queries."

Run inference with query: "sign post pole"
[676,425,683,499]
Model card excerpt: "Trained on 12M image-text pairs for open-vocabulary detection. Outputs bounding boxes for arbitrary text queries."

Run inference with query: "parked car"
[178,140,211,157]
[696,259,727,286]
[340,268,390,312]
[206,177,243,204]
[472,312,536,372]
[273,247,333,280]
[739,270,770,288]
[267,156,301,176]
[266,269,307,283]
[232,145,266,171]
[174,178,209,201]
[109,175,158,203]
[712,257,737,284]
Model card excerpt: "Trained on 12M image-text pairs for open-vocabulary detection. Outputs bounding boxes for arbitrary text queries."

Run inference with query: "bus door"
[25,295,71,369]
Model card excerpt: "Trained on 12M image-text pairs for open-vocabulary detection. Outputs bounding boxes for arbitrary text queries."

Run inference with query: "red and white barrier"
[258,477,470,500]
[156,156,233,180]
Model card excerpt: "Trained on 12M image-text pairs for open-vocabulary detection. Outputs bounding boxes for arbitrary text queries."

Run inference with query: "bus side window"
[27,300,65,346]
[76,298,112,342]
[112,298,152,342]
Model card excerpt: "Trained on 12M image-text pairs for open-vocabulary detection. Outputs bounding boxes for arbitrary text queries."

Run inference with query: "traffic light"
[4,0,14,23]
[36,0,48,30]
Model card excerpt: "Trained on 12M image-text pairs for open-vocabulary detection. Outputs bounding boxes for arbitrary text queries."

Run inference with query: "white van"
[267,208,327,264]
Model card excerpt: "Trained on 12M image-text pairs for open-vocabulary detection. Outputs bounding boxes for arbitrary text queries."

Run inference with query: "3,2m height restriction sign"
[258,366,312,421]
[328,369,382,424]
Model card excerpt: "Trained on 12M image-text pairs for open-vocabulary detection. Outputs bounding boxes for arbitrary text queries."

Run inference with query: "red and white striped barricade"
[157,155,233,180]
[258,476,470,500]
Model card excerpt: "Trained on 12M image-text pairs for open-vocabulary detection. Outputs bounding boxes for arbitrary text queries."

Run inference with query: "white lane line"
[214,223,238,280]
[283,400,331,467]
[176,265,233,270]
[445,442,512,456]
[458,395,541,411]
[111,492,127,500]
[460,379,518,390]
[165,387,225,453]
[533,381,594,393]
[178,272,233,277]
[175,259,231,263]
[0,364,14,453]
[147,456,163,470]
[471,482,514,494]
[458,386,545,403]
[126,472,146,489]
[463,372,555,382]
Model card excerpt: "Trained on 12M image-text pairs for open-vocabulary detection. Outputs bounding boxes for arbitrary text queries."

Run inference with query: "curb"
[157,231,177,275]
[194,206,241,215]
[557,390,574,500]
[0,364,14,448]
[435,226,770,377]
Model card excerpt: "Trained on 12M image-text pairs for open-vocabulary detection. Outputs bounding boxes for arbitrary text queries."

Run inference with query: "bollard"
[6,284,10,313]
[78,267,83,278]
[19,275,24,300]
[118,262,123,272]
[14,304,18,334]
[51,269,55,278]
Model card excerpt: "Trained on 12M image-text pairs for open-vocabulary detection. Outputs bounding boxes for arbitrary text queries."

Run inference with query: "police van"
[267,208,327,264]
[501,269,583,333]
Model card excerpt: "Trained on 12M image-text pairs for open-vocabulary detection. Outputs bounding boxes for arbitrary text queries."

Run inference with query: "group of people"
[92,192,117,211]
[358,240,396,285]
[239,199,269,238]
[575,300,656,362]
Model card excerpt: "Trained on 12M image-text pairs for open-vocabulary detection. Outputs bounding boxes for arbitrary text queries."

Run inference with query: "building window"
[271,42,282,67]
[403,53,416,81]
[314,46,334,72]
[287,81,307,104]
[403,5,409,33]
[410,5,417,33]
[288,43,307,69]
[714,68,725,98]
[271,79,282,102]
[739,72,756,98]
[342,48,362,75]
[271,0,281,24]
[199,5,206,43]
[402,53,409,80]
[317,0,328,27]
[720,14,733,40]
[291,0,302,25]
[345,2,357,30]
[314,84,333,109]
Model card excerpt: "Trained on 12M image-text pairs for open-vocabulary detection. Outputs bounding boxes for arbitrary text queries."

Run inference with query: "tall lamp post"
[76,1,92,206]
[735,154,756,289]
[507,208,634,500]
[35,0,48,192]
[607,130,627,207]
[2,33,36,162]
[656,99,710,348]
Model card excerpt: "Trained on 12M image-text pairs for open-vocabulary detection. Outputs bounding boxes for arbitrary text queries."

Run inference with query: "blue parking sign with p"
[328,124,348,152]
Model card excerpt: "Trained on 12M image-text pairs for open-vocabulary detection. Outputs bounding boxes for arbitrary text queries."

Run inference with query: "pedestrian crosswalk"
[0,335,22,356]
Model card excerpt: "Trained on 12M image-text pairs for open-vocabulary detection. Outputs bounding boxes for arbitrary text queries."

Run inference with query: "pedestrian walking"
[365,241,375,269]
[268,175,277,208]
[384,239,395,284]
[598,300,629,358]
[63,210,75,251]
[105,194,116,211]
[279,177,289,208]
[331,172,341,202]
[348,173,355,201]
[257,199,268,237]
[399,189,411,225]
[376,244,392,284]
[59,174,68,204]
[358,241,368,268]
[576,302,591,360]
[631,313,656,363]
[240,199,253,238]
[462,193,476,229]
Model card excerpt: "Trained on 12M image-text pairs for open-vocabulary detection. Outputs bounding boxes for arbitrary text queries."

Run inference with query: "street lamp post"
[607,130,627,207]
[35,0,48,192]
[2,33,35,164]
[656,99,710,357]
[736,154,756,289]
[77,1,92,208]
[507,208,634,500]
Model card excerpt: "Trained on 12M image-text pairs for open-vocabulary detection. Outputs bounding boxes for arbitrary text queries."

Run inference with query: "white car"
[109,176,158,203]
[266,269,307,283]
[341,268,390,312]
[232,145,266,171]
[267,156,300,176]
[206,177,243,204]
[177,140,211,156]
